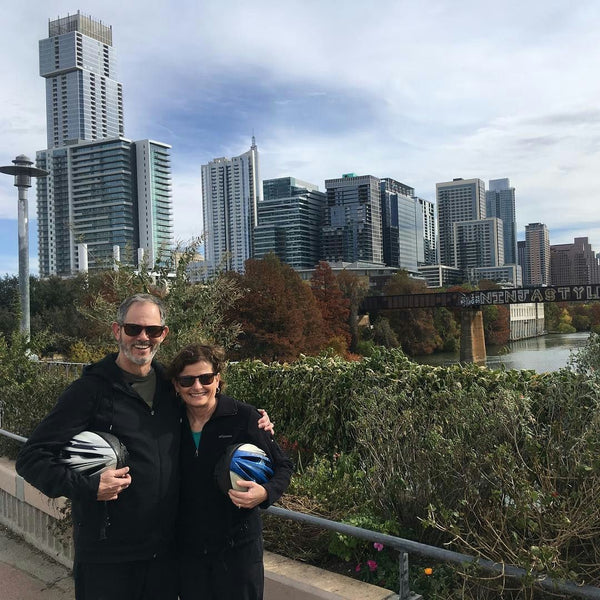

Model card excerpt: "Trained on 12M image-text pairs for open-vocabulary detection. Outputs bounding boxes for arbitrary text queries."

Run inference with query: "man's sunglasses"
[176,373,216,387]
[121,323,166,338]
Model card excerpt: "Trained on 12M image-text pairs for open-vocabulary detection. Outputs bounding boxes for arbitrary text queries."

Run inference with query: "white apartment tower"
[201,139,261,274]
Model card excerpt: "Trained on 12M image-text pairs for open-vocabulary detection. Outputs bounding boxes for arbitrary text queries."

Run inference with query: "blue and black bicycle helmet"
[215,443,274,493]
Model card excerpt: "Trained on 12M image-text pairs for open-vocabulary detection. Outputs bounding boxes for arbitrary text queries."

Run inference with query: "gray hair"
[116,294,167,325]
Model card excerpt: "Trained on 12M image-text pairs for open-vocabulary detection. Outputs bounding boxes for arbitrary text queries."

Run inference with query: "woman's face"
[173,359,220,410]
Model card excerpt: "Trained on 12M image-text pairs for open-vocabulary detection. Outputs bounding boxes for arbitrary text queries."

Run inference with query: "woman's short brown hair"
[167,344,227,388]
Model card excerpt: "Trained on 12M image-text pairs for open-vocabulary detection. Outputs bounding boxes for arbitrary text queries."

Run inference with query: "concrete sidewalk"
[0,525,74,599]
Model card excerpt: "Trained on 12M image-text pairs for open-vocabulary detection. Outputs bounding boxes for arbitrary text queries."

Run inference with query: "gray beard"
[119,340,159,366]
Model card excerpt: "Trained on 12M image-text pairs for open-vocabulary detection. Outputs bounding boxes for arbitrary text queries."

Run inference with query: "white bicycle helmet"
[57,431,128,477]
[215,443,274,494]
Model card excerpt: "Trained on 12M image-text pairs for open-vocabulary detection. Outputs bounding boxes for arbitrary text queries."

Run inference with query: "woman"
[168,344,293,600]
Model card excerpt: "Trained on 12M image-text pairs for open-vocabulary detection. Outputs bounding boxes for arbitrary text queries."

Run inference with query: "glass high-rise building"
[37,138,172,275]
[486,178,517,266]
[201,139,261,274]
[39,12,124,149]
[36,13,173,277]
[380,178,420,273]
[322,174,383,264]
[436,178,486,268]
[254,177,325,268]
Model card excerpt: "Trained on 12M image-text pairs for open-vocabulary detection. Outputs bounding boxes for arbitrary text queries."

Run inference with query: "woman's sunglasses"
[176,373,216,387]
[121,323,166,338]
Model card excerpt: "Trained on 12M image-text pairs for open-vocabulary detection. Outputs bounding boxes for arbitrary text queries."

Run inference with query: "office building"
[418,264,463,288]
[322,174,383,264]
[486,178,517,266]
[453,217,504,272]
[39,12,124,149]
[37,138,173,275]
[471,265,522,287]
[550,237,600,285]
[201,138,261,274]
[436,178,486,267]
[36,13,173,276]
[380,178,420,273]
[253,177,325,269]
[525,223,551,286]
[416,196,437,265]
[517,240,527,285]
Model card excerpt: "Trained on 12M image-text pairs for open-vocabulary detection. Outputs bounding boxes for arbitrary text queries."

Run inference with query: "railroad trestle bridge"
[362,284,600,364]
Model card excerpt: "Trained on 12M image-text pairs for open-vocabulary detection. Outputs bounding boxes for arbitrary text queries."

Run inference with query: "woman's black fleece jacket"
[177,393,293,557]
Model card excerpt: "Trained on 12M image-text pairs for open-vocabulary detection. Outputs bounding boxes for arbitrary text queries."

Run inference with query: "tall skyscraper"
[39,12,124,149]
[322,174,383,264]
[486,178,517,265]
[436,178,486,267]
[36,13,173,277]
[254,177,325,269]
[525,223,550,286]
[201,139,261,274]
[416,196,437,265]
[550,237,600,285]
[380,178,420,272]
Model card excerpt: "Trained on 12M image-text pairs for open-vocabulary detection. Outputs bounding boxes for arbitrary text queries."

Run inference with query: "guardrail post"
[398,552,423,600]
[398,551,409,600]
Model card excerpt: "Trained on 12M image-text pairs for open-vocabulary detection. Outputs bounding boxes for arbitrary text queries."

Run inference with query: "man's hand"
[228,480,268,509]
[97,466,131,501]
[258,409,275,435]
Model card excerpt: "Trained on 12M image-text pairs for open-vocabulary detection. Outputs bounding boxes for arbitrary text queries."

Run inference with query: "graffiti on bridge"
[362,284,600,311]
[459,285,600,308]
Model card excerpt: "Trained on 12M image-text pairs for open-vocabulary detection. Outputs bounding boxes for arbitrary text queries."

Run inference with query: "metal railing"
[2,427,600,599]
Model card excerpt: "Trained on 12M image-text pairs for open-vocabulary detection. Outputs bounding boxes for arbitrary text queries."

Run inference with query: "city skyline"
[2,0,600,275]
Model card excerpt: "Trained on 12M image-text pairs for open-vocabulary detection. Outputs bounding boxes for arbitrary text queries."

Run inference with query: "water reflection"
[415,332,591,373]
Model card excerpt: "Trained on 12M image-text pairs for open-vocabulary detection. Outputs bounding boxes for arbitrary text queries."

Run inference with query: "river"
[414,331,591,373]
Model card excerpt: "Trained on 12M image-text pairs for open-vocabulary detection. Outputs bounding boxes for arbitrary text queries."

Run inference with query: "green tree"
[557,307,576,333]
[0,275,18,338]
[371,316,399,348]
[71,240,242,361]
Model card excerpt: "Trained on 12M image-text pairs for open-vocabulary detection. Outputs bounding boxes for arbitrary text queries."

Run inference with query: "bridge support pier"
[460,308,486,365]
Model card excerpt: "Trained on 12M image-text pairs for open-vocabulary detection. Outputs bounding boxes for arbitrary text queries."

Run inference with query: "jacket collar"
[211,394,238,420]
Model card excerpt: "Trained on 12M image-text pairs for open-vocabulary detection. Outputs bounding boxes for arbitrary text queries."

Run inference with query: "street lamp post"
[0,155,48,339]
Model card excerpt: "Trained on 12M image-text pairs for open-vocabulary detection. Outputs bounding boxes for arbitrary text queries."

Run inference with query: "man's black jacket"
[16,353,181,563]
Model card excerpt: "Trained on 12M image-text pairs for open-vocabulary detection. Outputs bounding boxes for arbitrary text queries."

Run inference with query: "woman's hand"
[257,409,274,435]
[228,480,268,509]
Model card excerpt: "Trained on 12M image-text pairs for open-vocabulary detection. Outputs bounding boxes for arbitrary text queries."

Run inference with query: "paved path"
[0,525,74,599]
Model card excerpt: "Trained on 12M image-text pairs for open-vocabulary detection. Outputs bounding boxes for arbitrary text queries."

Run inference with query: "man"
[16,293,270,600]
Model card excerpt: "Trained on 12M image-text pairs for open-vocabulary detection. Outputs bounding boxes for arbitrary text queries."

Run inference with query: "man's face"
[111,302,169,370]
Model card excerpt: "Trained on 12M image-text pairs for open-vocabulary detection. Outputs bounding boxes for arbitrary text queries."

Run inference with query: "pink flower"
[367,560,378,572]
[373,542,384,552]
[355,563,361,572]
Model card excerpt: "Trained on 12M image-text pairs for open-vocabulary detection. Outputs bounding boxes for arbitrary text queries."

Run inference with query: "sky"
[1,0,600,276]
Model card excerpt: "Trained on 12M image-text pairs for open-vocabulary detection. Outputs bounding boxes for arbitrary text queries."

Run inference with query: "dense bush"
[226,344,600,598]
[3,333,600,598]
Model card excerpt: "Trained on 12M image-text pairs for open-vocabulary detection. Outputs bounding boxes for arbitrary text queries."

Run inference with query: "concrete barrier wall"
[0,457,396,600]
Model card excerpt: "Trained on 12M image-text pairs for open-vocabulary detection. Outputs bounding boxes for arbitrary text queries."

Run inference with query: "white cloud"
[1,0,600,265]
